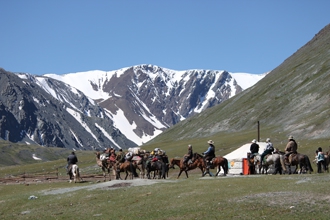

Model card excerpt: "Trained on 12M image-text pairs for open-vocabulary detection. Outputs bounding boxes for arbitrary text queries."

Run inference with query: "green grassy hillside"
[143,24,330,158]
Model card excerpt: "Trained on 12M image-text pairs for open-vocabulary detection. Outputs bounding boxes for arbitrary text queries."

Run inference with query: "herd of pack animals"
[68,145,330,183]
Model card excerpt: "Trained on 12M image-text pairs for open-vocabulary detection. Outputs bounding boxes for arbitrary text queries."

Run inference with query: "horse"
[247,153,256,175]
[95,151,114,181]
[253,154,286,174]
[169,157,204,179]
[146,160,166,179]
[193,153,228,177]
[323,148,330,172]
[116,161,140,180]
[289,153,313,174]
[135,156,147,179]
[69,164,83,183]
[285,153,314,174]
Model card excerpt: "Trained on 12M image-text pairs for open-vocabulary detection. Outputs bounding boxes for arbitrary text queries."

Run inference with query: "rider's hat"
[266,138,270,142]
[252,139,256,143]
[207,140,214,144]
[288,135,294,140]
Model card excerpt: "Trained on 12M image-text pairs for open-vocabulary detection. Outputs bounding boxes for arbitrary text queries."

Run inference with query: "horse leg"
[215,165,220,176]
[288,165,292,174]
[69,170,73,182]
[293,165,298,174]
[101,167,106,181]
[72,167,76,183]
[146,170,150,179]
[222,164,227,176]
[108,167,114,181]
[184,170,189,178]
[177,169,183,179]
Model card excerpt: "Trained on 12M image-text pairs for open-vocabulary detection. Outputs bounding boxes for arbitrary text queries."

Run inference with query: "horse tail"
[279,155,287,172]
[305,155,313,172]
[223,158,229,174]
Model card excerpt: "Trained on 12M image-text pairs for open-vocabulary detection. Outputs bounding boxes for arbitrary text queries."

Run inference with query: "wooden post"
[257,121,260,142]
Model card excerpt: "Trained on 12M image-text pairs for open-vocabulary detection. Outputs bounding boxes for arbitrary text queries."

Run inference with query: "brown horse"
[247,156,256,175]
[135,157,146,179]
[193,153,228,177]
[324,148,330,172]
[169,157,204,179]
[116,161,140,180]
[280,152,314,174]
[95,151,114,181]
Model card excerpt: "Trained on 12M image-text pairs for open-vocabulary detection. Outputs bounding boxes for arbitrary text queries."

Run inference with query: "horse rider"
[284,135,298,164]
[116,148,125,163]
[66,151,78,175]
[183,144,193,170]
[249,139,259,159]
[125,151,139,177]
[260,138,274,165]
[203,140,216,168]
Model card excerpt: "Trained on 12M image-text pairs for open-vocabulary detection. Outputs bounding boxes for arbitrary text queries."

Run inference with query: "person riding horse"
[203,140,215,169]
[67,151,78,175]
[260,138,274,165]
[115,148,125,165]
[249,139,259,159]
[284,135,298,164]
[125,151,139,177]
[183,144,193,171]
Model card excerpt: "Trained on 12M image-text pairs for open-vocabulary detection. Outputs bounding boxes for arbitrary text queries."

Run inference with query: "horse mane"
[193,153,203,158]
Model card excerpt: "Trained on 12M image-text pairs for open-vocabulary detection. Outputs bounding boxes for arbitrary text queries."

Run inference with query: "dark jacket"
[250,143,259,154]
[186,149,193,159]
[67,154,78,165]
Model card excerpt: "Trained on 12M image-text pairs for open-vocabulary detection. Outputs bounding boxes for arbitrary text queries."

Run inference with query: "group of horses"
[95,150,169,181]
[248,151,315,175]
[68,147,323,183]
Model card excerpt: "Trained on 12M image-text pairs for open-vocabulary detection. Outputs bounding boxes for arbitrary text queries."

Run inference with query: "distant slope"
[148,23,330,144]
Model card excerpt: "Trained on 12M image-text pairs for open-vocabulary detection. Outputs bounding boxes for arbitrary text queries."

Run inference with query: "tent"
[220,142,269,175]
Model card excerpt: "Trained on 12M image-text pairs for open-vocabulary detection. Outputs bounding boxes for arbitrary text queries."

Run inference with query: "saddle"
[206,159,215,169]
[288,153,296,164]
[264,154,271,160]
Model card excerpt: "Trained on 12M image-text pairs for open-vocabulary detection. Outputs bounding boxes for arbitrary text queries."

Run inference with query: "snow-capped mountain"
[0,65,264,150]
[44,64,266,145]
[0,69,136,151]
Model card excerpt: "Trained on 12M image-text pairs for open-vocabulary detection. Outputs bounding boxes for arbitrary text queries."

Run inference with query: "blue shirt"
[204,145,215,155]
[317,152,324,162]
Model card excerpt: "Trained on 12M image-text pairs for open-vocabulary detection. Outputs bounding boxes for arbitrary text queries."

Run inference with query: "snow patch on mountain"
[231,72,267,90]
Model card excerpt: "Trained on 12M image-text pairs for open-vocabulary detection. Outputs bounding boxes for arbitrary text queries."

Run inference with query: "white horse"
[254,154,286,174]
[70,164,83,183]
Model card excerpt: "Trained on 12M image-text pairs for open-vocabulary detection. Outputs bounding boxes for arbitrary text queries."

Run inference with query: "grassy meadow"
[1,146,330,220]
[1,135,330,220]
[1,170,330,220]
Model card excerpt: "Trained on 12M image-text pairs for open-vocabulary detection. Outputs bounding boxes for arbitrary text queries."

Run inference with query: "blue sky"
[1,1,329,75]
